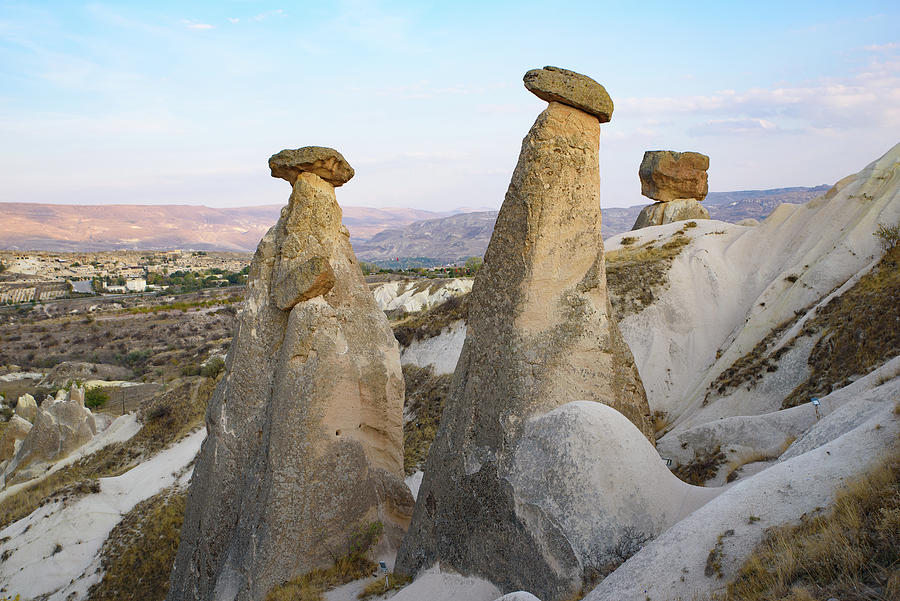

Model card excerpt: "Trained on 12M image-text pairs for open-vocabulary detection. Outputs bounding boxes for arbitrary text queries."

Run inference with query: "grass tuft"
[266,522,383,601]
[725,442,900,600]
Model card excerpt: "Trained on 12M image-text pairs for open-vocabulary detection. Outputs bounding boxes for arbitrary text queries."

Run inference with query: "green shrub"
[200,357,225,378]
[85,386,109,409]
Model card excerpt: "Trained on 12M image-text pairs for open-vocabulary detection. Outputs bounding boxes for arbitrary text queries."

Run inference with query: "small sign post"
[379,561,388,588]
[811,397,820,419]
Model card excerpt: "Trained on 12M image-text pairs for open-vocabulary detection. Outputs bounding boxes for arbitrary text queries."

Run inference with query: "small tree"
[874,221,900,252]
[85,386,109,409]
[360,261,378,275]
[464,256,484,274]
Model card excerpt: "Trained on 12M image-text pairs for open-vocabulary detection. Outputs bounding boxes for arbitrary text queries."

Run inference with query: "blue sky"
[0,1,898,210]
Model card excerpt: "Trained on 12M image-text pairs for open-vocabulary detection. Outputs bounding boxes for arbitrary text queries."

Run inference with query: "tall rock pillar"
[396,67,653,600]
[168,147,412,601]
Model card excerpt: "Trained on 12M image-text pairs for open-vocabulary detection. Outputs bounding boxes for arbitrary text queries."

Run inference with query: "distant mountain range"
[0,186,830,256]
[0,203,448,252]
[354,186,831,262]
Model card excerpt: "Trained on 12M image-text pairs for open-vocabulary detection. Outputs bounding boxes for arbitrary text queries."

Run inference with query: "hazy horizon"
[1,1,897,211]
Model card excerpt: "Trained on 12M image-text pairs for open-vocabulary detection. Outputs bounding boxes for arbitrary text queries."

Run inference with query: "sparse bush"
[180,362,201,377]
[874,221,900,251]
[360,261,378,275]
[685,221,698,228]
[672,445,726,486]
[200,357,225,378]
[84,386,109,409]
[620,236,638,246]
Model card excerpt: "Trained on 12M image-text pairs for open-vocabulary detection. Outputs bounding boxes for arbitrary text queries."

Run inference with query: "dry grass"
[782,245,900,408]
[0,376,215,530]
[724,438,797,483]
[672,445,727,486]
[266,522,383,601]
[725,440,900,600]
[704,309,809,405]
[652,410,672,437]
[606,233,691,319]
[86,489,186,601]
[391,294,468,347]
[358,573,411,599]
[402,365,451,475]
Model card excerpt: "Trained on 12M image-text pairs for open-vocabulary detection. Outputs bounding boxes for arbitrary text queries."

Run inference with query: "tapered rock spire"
[168,147,411,601]
[396,69,653,600]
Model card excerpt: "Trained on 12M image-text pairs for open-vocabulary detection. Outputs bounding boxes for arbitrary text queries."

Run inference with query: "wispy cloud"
[690,118,779,136]
[181,19,214,30]
[619,56,900,135]
[865,41,900,52]
[227,18,240,24]
[252,9,284,22]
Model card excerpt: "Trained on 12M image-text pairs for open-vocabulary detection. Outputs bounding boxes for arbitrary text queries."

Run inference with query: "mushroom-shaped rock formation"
[396,68,653,601]
[524,66,614,122]
[268,146,355,187]
[633,150,710,229]
[168,148,411,601]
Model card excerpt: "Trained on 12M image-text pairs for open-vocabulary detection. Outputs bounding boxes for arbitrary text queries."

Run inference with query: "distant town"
[0,250,252,304]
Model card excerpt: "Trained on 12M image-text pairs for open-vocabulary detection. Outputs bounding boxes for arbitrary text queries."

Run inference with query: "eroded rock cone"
[168,149,411,601]
[396,69,653,600]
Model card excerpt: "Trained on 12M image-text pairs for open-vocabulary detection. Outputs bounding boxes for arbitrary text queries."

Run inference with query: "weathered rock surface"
[523,66,613,122]
[1,386,96,486]
[639,150,709,202]
[631,198,710,229]
[168,149,410,601]
[396,89,653,601]
[268,146,355,187]
[15,393,37,422]
[0,415,32,462]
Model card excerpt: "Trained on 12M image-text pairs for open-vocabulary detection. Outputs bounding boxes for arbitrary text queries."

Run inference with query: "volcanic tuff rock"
[268,146,355,187]
[168,148,411,601]
[397,69,652,601]
[0,386,96,486]
[14,393,37,422]
[0,415,31,462]
[639,150,709,202]
[632,198,710,230]
[523,66,613,122]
